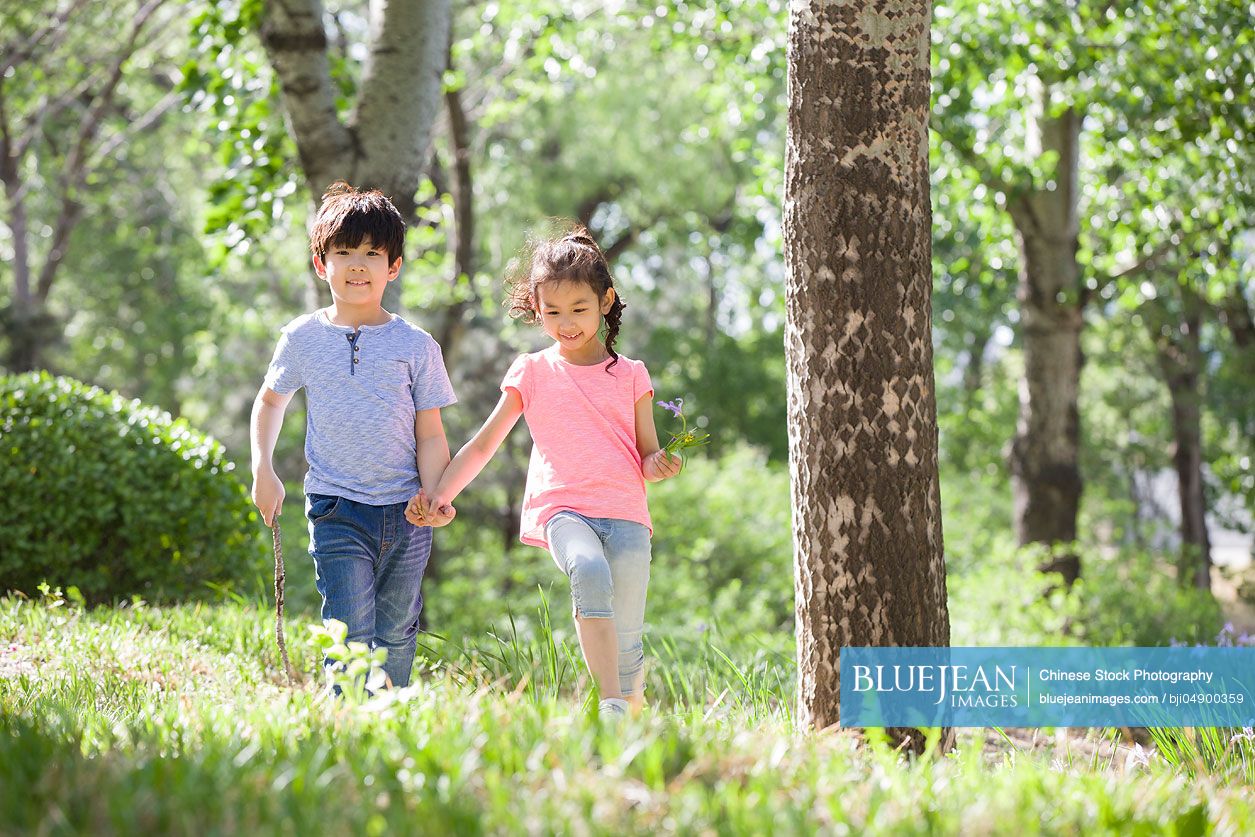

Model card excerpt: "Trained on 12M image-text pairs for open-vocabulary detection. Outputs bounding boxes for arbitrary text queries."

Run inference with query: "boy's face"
[312,240,401,307]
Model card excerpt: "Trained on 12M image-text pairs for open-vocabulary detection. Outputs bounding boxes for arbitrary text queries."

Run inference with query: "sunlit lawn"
[3,591,1254,835]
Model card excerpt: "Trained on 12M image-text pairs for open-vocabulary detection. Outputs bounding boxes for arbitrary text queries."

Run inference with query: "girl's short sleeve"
[633,359,654,403]
[500,354,532,409]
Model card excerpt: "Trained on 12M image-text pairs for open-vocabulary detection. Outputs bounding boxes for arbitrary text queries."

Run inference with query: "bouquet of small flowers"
[656,397,711,463]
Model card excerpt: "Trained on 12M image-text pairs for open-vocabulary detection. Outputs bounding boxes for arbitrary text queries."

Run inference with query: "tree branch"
[0,0,90,76]
[91,86,181,165]
[260,0,353,192]
[12,71,103,163]
[60,0,167,192]
[934,123,1014,195]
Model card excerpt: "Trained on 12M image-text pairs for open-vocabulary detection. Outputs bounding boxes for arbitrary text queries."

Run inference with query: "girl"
[406,223,683,717]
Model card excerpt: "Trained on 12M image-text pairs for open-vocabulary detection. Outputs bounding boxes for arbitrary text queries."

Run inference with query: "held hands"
[252,469,285,527]
[405,488,457,528]
[643,449,683,482]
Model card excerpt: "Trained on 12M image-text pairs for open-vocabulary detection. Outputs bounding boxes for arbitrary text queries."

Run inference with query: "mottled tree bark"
[784,0,949,746]
[261,0,451,311]
[1007,102,1084,585]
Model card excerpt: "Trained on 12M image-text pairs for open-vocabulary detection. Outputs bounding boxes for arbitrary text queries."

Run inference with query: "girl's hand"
[643,449,683,482]
[406,489,457,527]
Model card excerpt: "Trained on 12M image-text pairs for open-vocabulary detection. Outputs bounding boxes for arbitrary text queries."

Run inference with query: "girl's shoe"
[598,697,629,719]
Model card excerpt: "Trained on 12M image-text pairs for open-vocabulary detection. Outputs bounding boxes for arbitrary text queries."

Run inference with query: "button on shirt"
[264,310,457,505]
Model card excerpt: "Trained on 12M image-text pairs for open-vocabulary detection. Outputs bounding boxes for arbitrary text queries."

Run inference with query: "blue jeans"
[544,511,652,697]
[306,493,432,688]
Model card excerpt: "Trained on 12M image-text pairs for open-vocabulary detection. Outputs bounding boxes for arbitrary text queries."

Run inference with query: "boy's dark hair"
[504,219,627,371]
[309,181,406,263]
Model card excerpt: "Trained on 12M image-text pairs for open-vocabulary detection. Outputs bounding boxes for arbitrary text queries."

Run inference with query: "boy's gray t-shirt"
[264,310,457,505]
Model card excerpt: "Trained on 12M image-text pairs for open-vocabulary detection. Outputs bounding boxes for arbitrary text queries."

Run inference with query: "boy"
[250,181,456,689]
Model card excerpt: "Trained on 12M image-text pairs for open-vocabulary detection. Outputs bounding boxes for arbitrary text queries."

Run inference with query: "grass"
[3,590,1255,835]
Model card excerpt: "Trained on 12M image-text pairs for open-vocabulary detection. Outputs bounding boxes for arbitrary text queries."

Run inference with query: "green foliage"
[1149,725,1255,787]
[948,539,1085,646]
[646,328,788,461]
[4,595,1255,832]
[0,372,266,601]
[308,618,390,699]
[421,444,792,639]
[1076,547,1225,646]
[182,0,300,253]
[948,534,1224,648]
[645,444,793,634]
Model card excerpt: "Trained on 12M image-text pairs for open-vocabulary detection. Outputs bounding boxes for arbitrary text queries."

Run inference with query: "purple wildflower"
[657,399,684,418]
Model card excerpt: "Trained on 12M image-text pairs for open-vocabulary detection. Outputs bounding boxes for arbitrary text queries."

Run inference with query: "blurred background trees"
[1,0,1250,645]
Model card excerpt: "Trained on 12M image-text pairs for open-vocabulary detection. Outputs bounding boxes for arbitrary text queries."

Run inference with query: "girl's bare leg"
[574,615,623,700]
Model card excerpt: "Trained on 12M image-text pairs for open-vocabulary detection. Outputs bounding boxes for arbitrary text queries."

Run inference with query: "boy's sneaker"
[598,697,629,720]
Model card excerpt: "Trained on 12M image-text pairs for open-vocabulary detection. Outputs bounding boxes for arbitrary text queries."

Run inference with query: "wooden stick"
[272,521,294,685]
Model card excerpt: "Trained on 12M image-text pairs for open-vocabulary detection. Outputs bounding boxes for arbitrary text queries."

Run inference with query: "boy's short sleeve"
[633,359,654,404]
[500,354,532,409]
[263,330,304,394]
[413,337,458,411]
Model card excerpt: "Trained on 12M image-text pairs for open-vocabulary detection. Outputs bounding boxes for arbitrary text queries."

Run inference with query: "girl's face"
[536,279,616,362]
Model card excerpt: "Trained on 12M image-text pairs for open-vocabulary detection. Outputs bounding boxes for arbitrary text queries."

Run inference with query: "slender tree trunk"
[1,175,45,371]
[1168,371,1211,589]
[2,173,58,372]
[963,325,990,398]
[784,0,949,748]
[1146,289,1212,589]
[436,75,476,362]
[1007,100,1084,585]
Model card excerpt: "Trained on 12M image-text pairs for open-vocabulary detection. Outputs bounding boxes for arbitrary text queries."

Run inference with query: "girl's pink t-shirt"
[501,345,654,548]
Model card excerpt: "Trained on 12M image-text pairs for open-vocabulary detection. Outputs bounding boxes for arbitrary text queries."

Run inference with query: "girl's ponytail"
[602,291,625,371]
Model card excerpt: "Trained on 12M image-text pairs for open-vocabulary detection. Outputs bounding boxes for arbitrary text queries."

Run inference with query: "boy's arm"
[635,394,682,483]
[429,389,525,507]
[251,386,295,525]
[415,407,452,498]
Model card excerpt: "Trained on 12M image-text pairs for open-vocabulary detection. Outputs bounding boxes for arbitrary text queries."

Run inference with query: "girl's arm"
[429,388,525,507]
[634,394,682,482]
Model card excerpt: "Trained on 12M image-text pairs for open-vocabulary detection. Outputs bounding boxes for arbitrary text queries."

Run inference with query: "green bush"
[0,372,265,601]
[1075,546,1225,646]
[947,533,1224,647]
[646,444,794,634]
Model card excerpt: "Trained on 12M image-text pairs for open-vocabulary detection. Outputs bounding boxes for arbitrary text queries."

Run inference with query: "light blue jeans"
[544,511,652,697]
[306,493,432,688]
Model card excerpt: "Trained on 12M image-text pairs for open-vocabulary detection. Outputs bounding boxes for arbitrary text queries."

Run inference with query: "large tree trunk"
[1007,100,1084,586]
[261,0,451,312]
[784,0,949,747]
[1146,289,1212,589]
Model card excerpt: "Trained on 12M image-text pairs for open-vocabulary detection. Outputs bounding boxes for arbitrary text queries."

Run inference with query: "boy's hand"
[643,449,683,482]
[406,489,457,528]
[252,468,285,527]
